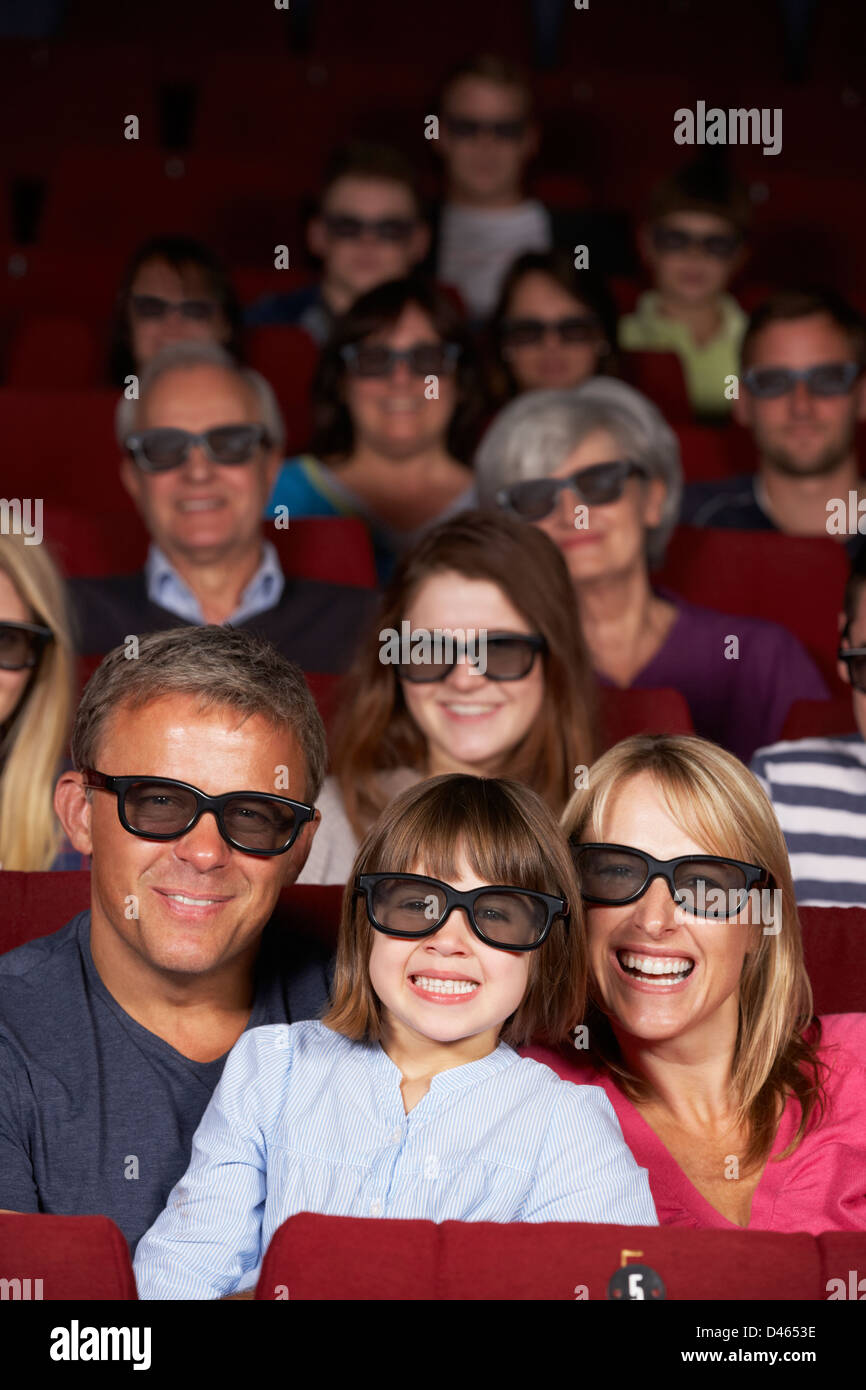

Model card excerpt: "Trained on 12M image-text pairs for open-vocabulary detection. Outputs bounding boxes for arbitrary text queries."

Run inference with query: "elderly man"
[70,340,375,667]
[0,625,331,1250]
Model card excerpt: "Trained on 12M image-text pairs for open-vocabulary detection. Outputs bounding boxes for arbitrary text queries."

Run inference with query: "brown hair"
[319,141,424,217]
[438,53,534,118]
[562,734,828,1170]
[648,157,752,237]
[741,286,866,371]
[330,510,599,837]
[323,773,584,1046]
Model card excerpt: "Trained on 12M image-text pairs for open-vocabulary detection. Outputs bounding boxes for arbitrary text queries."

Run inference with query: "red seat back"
[0,387,127,511]
[257,1211,858,1300]
[272,517,377,589]
[0,1213,137,1300]
[620,349,691,423]
[781,697,857,742]
[799,906,866,1015]
[6,314,101,388]
[246,324,319,456]
[599,685,695,748]
[657,526,849,694]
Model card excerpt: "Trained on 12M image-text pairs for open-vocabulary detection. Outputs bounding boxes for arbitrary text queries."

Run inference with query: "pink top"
[521,1014,866,1234]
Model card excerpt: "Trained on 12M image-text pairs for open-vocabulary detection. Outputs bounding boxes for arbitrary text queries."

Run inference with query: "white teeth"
[180,499,222,511]
[618,951,694,978]
[442,704,493,715]
[166,893,221,906]
[412,975,479,995]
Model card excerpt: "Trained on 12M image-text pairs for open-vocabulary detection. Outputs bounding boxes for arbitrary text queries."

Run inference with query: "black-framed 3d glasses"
[742,361,860,400]
[500,315,603,349]
[397,631,546,683]
[355,872,568,950]
[130,294,219,322]
[571,843,771,918]
[443,116,528,141]
[125,424,271,473]
[497,461,647,522]
[838,618,866,693]
[650,225,742,259]
[340,341,461,379]
[81,771,315,855]
[0,619,54,670]
[321,213,418,243]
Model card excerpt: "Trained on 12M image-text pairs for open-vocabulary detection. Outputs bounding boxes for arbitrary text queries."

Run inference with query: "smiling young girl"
[134,774,656,1298]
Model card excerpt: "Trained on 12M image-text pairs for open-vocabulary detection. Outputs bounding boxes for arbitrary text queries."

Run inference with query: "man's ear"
[54,771,94,855]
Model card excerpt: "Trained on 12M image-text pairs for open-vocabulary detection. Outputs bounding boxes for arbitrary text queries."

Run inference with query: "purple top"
[524,1014,866,1234]
[598,590,829,762]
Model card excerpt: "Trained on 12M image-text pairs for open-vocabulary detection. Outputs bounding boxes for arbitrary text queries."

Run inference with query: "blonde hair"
[324,773,585,1048]
[0,535,75,869]
[562,734,827,1169]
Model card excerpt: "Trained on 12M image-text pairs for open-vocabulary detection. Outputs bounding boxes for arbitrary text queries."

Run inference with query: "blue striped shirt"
[751,734,866,905]
[133,1019,657,1299]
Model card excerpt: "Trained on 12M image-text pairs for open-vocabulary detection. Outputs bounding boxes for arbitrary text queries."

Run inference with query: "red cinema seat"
[781,697,857,742]
[0,1213,137,1300]
[0,873,343,956]
[257,1211,854,1300]
[272,517,377,589]
[657,526,849,694]
[6,314,101,388]
[620,349,691,423]
[45,507,147,579]
[599,686,694,748]
[0,387,127,511]
[799,907,866,1015]
[246,324,319,456]
[674,424,743,484]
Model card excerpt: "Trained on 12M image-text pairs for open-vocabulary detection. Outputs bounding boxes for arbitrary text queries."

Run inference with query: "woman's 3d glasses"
[0,620,54,670]
[571,843,771,918]
[497,461,646,521]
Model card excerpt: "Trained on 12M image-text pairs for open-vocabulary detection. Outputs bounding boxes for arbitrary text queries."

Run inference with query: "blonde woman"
[522,733,866,1232]
[0,534,76,870]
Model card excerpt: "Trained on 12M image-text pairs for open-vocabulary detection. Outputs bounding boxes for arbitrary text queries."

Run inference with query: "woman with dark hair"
[487,249,618,405]
[298,510,598,883]
[265,275,482,581]
[108,236,243,385]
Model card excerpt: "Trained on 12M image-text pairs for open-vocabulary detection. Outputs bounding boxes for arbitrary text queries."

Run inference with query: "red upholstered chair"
[800,907,866,1016]
[620,349,691,423]
[46,507,147,579]
[6,314,101,388]
[781,698,857,742]
[657,526,849,694]
[0,386,128,511]
[272,516,377,589]
[674,424,742,484]
[0,872,343,957]
[257,1211,845,1300]
[0,1213,137,1300]
[599,685,694,748]
[245,324,319,455]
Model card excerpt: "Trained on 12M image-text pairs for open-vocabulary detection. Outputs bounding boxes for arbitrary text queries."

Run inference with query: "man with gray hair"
[69,341,375,670]
[0,625,332,1252]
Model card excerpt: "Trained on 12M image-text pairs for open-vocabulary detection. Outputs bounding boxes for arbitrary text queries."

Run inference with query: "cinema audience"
[298,511,597,884]
[134,773,656,1298]
[619,159,750,420]
[751,554,866,906]
[246,142,431,343]
[525,733,866,1233]
[0,534,76,870]
[487,248,618,405]
[476,378,829,761]
[0,626,332,1249]
[682,288,866,560]
[265,276,481,582]
[70,342,375,667]
[108,236,243,386]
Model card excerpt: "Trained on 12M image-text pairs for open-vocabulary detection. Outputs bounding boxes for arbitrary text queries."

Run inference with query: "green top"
[619,290,747,416]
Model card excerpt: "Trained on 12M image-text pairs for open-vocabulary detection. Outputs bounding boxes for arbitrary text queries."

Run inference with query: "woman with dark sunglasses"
[264,275,484,583]
[134,774,656,1297]
[0,535,76,869]
[523,733,866,1233]
[476,378,828,762]
[298,511,597,884]
[487,249,619,406]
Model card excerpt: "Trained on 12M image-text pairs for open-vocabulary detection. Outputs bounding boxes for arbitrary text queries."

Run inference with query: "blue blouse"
[134,1019,657,1298]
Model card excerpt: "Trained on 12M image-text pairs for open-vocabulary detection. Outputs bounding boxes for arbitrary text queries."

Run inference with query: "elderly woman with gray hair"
[475,378,828,760]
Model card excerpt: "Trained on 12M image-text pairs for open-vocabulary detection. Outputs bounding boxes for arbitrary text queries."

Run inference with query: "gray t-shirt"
[0,911,332,1251]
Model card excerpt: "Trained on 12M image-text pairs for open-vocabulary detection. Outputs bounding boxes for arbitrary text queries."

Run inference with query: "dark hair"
[438,52,535,118]
[741,286,866,371]
[108,236,244,385]
[487,249,620,404]
[844,544,866,629]
[648,155,752,236]
[330,509,599,837]
[310,274,485,463]
[318,141,424,219]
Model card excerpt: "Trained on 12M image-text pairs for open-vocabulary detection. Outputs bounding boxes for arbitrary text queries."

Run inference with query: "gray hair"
[474,378,683,567]
[115,341,286,456]
[72,626,327,804]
